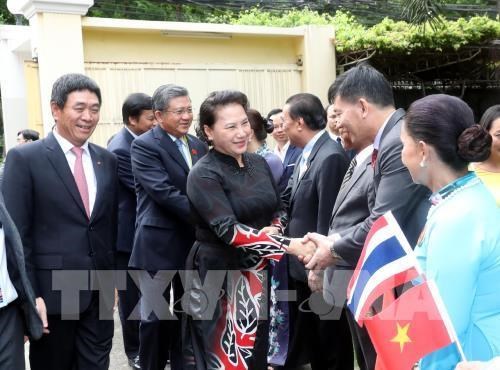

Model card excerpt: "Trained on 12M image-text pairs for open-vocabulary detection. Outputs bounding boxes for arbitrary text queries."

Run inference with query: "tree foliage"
[223,7,500,54]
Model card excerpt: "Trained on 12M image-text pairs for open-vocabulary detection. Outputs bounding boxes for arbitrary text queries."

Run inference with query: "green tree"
[0,1,16,25]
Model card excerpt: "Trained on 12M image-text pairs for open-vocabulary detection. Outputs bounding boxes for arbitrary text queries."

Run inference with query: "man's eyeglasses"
[164,108,193,116]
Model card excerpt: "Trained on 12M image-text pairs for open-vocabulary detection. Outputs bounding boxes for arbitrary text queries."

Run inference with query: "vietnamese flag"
[363,280,455,370]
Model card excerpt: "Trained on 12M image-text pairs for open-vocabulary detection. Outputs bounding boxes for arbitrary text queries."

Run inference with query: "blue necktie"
[175,138,190,167]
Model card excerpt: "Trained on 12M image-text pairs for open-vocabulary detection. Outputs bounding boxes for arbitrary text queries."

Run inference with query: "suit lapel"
[44,134,88,219]
[289,158,302,202]
[283,145,293,167]
[123,127,134,146]
[290,132,328,202]
[331,158,370,219]
[187,135,202,166]
[89,144,105,221]
[380,109,405,143]
[154,126,190,174]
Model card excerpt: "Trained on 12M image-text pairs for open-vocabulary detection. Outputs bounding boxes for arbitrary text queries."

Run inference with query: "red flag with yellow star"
[363,280,455,370]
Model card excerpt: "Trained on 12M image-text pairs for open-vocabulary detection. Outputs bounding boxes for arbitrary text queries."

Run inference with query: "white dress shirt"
[274,141,290,163]
[298,130,325,178]
[53,129,97,215]
[0,228,18,308]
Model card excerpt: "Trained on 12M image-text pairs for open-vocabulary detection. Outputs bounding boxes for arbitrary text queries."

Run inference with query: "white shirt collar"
[274,141,290,161]
[302,130,325,161]
[355,144,374,167]
[373,111,396,151]
[125,126,139,139]
[168,133,187,146]
[53,128,90,154]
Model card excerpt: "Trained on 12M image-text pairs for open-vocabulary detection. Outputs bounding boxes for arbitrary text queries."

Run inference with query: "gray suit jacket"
[0,194,42,339]
[323,155,373,306]
[333,109,431,268]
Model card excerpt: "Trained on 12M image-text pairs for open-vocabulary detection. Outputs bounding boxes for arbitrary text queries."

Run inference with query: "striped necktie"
[340,157,357,189]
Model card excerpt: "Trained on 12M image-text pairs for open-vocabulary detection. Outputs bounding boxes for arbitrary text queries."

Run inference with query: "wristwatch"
[329,242,341,261]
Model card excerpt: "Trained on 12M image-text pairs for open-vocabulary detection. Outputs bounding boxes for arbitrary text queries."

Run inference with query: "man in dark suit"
[280,93,352,369]
[130,84,207,370]
[305,65,431,369]
[268,108,302,193]
[0,193,43,369]
[2,73,118,370]
[107,93,156,369]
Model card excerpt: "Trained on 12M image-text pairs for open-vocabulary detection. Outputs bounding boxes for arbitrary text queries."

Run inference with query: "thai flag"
[347,211,422,324]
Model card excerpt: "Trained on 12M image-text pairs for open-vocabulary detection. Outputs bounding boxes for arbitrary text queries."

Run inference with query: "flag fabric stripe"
[348,215,389,293]
[364,281,455,370]
[348,236,406,317]
[347,212,422,322]
[353,268,420,324]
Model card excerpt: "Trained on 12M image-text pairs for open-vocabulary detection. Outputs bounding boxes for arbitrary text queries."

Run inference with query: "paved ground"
[25,311,357,370]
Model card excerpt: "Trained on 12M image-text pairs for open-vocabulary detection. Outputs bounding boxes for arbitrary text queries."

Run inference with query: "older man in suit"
[305,65,431,369]
[279,93,352,369]
[107,92,156,369]
[130,84,207,370]
[3,73,118,370]
[0,193,43,369]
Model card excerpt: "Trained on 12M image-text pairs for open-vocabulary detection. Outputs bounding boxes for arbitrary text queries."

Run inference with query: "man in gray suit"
[305,65,430,369]
[0,193,43,369]
[308,109,376,370]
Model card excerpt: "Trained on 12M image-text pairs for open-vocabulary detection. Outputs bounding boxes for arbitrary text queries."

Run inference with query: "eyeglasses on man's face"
[164,107,193,116]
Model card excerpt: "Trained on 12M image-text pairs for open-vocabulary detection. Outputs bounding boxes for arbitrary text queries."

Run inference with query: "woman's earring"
[419,159,427,168]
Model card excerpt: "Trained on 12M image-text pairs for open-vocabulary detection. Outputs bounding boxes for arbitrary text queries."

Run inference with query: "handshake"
[262,226,341,293]
[288,232,340,271]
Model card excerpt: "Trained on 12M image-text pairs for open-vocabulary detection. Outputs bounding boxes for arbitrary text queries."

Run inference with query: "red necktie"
[71,147,90,219]
[371,148,379,168]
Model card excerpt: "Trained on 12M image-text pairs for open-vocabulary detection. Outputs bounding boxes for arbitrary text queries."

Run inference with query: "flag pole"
[427,280,467,362]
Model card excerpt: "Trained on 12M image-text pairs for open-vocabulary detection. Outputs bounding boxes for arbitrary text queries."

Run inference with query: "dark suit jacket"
[334,109,431,267]
[129,125,207,271]
[2,133,118,315]
[0,194,43,339]
[107,127,137,254]
[277,144,302,193]
[283,131,349,281]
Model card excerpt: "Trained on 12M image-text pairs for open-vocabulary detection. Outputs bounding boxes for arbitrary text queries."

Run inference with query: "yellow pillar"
[300,25,336,105]
[16,0,93,136]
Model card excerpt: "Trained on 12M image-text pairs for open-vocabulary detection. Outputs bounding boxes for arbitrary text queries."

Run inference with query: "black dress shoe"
[128,355,141,369]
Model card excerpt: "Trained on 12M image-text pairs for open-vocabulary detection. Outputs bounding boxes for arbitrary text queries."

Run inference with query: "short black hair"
[334,65,394,108]
[405,94,491,170]
[122,93,153,126]
[51,73,101,108]
[266,108,282,121]
[285,93,326,130]
[17,129,39,141]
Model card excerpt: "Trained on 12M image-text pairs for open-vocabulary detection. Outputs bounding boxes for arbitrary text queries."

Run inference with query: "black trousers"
[116,252,141,359]
[346,309,376,370]
[29,292,114,370]
[281,280,354,370]
[0,301,25,370]
[139,271,183,370]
